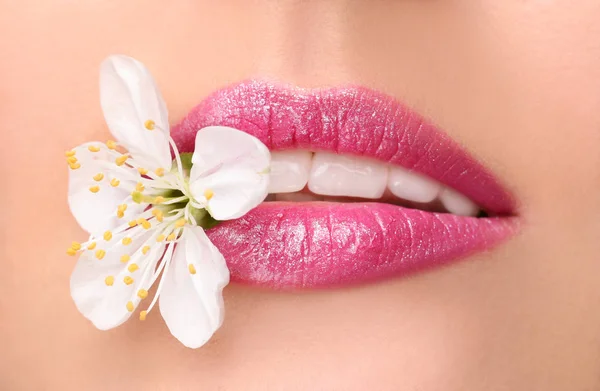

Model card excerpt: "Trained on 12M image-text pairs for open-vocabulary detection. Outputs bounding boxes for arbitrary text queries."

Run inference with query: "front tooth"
[308,152,388,199]
[439,187,479,216]
[268,150,312,193]
[387,166,441,203]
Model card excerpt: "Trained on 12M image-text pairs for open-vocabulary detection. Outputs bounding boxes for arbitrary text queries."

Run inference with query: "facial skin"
[2,1,600,390]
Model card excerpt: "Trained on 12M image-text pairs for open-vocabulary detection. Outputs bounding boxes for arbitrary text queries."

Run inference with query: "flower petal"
[68,142,146,236]
[100,55,172,171]
[70,231,163,330]
[189,126,270,220]
[159,226,230,348]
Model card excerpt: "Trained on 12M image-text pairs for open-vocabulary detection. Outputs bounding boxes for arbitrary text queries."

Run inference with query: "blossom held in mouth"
[65,55,270,348]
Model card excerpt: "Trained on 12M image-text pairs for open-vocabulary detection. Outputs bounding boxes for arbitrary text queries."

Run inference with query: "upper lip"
[172,80,518,289]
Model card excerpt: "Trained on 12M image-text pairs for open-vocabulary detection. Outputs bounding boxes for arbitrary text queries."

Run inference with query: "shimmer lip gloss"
[172,80,518,289]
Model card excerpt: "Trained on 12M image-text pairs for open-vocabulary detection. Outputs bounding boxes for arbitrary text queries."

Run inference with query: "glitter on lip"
[171,80,518,289]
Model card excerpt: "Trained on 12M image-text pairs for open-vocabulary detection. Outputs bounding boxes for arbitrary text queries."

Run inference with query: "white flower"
[65,55,270,348]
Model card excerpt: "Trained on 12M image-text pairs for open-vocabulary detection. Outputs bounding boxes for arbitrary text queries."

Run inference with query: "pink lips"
[172,80,518,289]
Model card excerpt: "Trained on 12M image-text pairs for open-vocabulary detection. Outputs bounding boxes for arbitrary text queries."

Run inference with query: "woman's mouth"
[172,80,518,289]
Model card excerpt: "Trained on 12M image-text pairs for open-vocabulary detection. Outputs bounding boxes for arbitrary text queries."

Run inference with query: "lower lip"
[206,202,517,289]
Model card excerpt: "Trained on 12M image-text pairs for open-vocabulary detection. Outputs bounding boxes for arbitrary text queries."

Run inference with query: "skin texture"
[1,0,600,390]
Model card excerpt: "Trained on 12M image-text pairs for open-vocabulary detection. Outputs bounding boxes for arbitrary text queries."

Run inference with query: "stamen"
[153,196,165,204]
[154,167,165,177]
[137,289,148,299]
[106,140,117,150]
[93,173,104,182]
[104,276,115,286]
[122,237,132,245]
[65,150,76,157]
[116,204,127,218]
[137,167,148,175]
[138,218,151,230]
[115,154,128,166]
[126,301,134,312]
[175,218,186,228]
[188,264,197,275]
[89,185,100,193]
[67,156,78,164]
[135,182,145,192]
[110,178,120,187]
[69,162,81,170]
[132,191,143,204]
[87,242,97,250]
[120,254,130,263]
[151,208,164,222]
[71,241,82,251]
[103,231,112,241]
[139,310,147,321]
[156,234,165,242]
[95,249,106,260]
[128,220,138,227]
[127,264,139,273]
[204,189,214,200]
[142,245,151,255]
[166,233,176,241]
[123,276,134,285]
[88,145,101,153]
[144,119,156,130]
[66,248,77,256]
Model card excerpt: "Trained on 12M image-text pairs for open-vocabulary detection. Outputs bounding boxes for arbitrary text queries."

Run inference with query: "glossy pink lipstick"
[172,80,518,289]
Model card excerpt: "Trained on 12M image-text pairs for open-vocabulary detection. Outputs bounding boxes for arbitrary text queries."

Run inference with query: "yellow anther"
[71,241,82,251]
[66,156,78,164]
[151,208,163,222]
[156,234,165,242]
[141,219,151,230]
[122,237,132,245]
[95,249,106,260]
[117,204,127,217]
[135,182,145,192]
[103,231,112,241]
[69,162,81,170]
[137,289,148,299]
[120,254,130,263]
[142,245,151,255]
[93,173,104,182]
[144,119,156,130]
[104,276,115,286]
[117,210,124,219]
[66,248,77,256]
[175,219,186,228]
[166,233,176,241]
[115,154,128,166]
[137,167,148,175]
[188,264,197,275]
[139,310,147,321]
[154,167,165,177]
[204,189,214,201]
[153,196,165,204]
[128,220,138,227]
[131,191,143,204]
[127,263,139,273]
[110,178,120,187]
[88,145,101,153]
[65,150,76,157]
[89,185,100,193]
[126,301,134,312]
[124,276,134,285]
[87,242,97,250]
[106,140,117,150]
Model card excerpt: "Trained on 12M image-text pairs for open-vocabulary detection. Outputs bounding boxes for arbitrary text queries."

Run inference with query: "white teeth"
[267,151,312,193]
[308,152,388,199]
[266,150,483,216]
[387,166,442,203]
[439,187,480,216]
